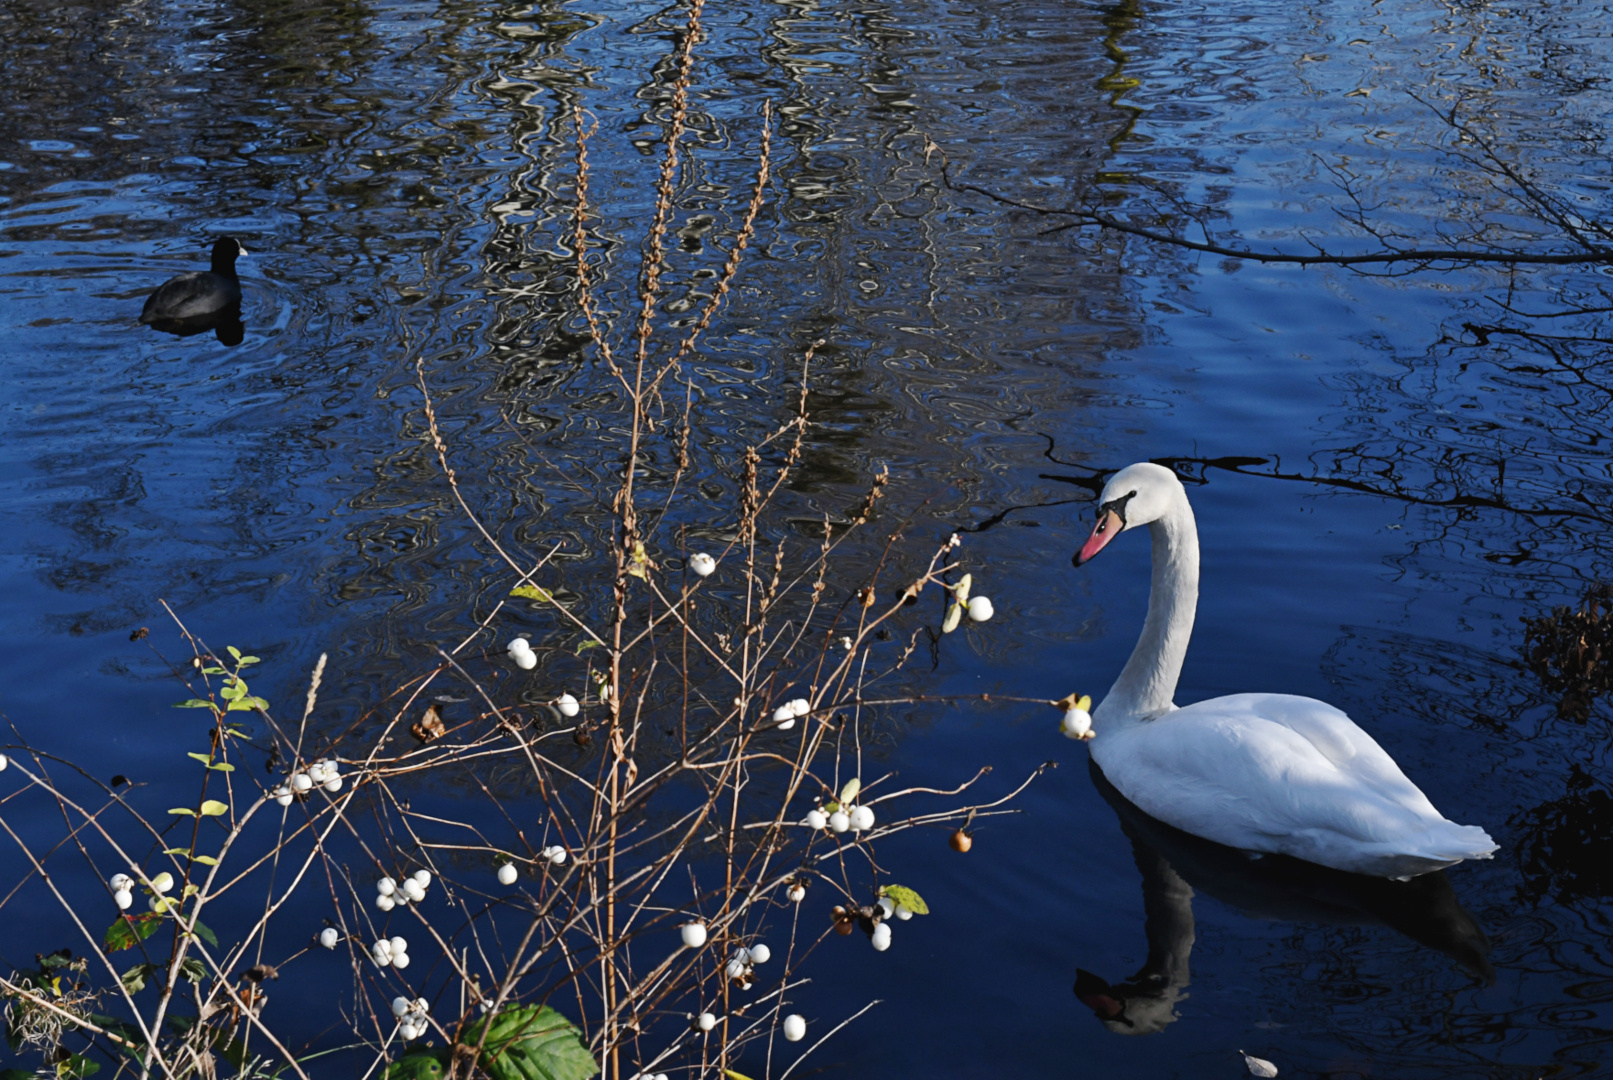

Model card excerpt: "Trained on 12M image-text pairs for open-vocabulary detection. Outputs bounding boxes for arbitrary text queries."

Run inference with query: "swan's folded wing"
[1099,694,1456,855]
[1229,694,1445,818]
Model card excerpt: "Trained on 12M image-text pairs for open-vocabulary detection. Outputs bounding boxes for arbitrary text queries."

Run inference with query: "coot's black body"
[139,237,246,326]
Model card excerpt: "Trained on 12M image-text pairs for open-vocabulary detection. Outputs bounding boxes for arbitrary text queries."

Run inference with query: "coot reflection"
[140,301,245,347]
[1076,760,1492,1035]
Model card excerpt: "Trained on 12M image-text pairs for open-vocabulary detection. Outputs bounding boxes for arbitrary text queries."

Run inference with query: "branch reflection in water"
[1075,761,1493,1036]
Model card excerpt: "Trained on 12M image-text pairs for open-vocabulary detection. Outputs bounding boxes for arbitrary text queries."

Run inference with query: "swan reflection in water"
[1076,761,1493,1035]
[140,301,245,347]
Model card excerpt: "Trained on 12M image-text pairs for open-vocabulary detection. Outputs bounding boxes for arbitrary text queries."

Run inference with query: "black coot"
[139,237,247,325]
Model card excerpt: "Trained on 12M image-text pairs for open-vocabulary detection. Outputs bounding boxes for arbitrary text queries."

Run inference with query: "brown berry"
[949,828,973,853]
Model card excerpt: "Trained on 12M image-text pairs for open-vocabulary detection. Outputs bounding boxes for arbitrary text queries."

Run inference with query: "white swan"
[1074,462,1497,879]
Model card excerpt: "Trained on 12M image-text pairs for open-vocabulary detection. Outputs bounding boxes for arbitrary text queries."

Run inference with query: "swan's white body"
[1079,463,1496,879]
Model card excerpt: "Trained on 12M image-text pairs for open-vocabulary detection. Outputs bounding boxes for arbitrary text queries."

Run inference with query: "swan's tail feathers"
[1421,822,1499,864]
[1376,822,1497,879]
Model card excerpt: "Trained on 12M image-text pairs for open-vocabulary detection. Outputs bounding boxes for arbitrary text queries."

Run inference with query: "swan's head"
[1073,462,1185,566]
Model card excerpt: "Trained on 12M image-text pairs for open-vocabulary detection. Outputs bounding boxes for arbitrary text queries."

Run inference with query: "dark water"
[3,0,1612,1074]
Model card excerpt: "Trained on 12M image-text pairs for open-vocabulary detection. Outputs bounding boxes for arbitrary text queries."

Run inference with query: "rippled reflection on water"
[2,0,1612,1073]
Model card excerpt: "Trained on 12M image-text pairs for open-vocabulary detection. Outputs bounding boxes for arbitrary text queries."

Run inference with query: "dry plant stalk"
[0,7,1050,1079]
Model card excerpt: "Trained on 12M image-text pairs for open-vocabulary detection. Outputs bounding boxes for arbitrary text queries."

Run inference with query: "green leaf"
[192,855,218,866]
[463,1005,596,1080]
[187,752,213,767]
[574,640,601,655]
[228,696,268,711]
[57,1053,100,1078]
[168,808,196,817]
[104,914,162,952]
[881,884,929,915]
[199,800,228,817]
[510,584,555,603]
[174,700,215,709]
[120,963,153,994]
[209,762,235,772]
[227,647,242,661]
[839,777,861,804]
[189,920,218,947]
[162,848,190,857]
[383,1054,448,1080]
[201,666,227,675]
[237,656,260,666]
[220,681,245,702]
[179,957,208,984]
[723,1072,757,1080]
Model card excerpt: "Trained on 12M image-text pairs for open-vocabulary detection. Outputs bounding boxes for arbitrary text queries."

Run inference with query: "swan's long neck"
[1100,494,1199,723]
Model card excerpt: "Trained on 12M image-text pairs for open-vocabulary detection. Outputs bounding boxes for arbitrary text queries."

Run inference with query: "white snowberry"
[787,698,810,718]
[151,872,174,894]
[498,863,518,886]
[392,952,411,970]
[787,884,806,903]
[895,905,913,921]
[545,846,567,865]
[747,943,771,964]
[725,957,748,979]
[113,889,133,910]
[876,897,895,919]
[828,811,850,834]
[376,893,396,912]
[319,927,339,949]
[393,996,412,1017]
[373,941,393,965]
[1061,707,1092,740]
[805,809,827,830]
[412,870,432,889]
[307,762,327,784]
[0,754,7,771]
[782,1014,806,1042]
[772,705,795,727]
[696,1011,717,1032]
[507,637,533,659]
[389,936,409,956]
[399,1022,419,1042]
[680,922,708,949]
[513,650,537,670]
[109,873,133,892]
[849,805,875,831]
[688,553,716,577]
[322,759,340,777]
[401,878,425,902]
[324,776,343,793]
[871,921,892,951]
[556,693,580,718]
[966,596,994,622]
[377,877,397,896]
[291,773,313,793]
[274,786,293,807]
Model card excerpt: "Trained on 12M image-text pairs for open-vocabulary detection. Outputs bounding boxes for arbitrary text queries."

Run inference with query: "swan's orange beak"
[1074,509,1123,566]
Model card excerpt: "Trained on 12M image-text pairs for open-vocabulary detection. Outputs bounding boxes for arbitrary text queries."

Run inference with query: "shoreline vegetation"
[0,6,1049,1077]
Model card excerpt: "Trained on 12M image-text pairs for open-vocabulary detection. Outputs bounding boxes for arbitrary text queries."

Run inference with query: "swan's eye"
[1098,491,1136,527]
